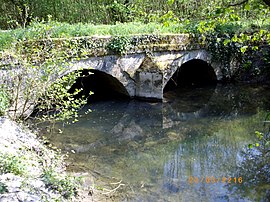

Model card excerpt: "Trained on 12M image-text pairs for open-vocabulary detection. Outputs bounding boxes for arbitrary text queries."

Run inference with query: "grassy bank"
[1,19,270,51]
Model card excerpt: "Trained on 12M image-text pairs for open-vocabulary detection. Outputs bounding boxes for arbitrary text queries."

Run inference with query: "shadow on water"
[44,84,270,202]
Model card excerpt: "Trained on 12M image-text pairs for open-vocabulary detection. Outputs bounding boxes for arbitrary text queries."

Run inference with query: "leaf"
[240,46,248,53]
[255,131,263,139]
[259,29,266,35]
[255,143,260,147]
[252,46,258,51]
[244,4,250,11]
[248,144,253,149]
[223,39,231,46]
[232,34,240,43]
[163,21,170,27]
[167,0,174,5]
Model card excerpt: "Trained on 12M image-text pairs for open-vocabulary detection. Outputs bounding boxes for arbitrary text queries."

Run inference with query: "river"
[44,83,270,201]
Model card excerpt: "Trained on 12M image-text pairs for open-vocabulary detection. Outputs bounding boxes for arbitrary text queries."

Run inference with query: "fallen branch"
[101,183,125,195]
[110,180,123,185]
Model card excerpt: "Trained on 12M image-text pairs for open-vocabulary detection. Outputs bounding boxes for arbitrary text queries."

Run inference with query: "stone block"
[135,71,163,100]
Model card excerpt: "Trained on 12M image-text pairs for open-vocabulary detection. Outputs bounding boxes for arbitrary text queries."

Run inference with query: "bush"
[106,36,132,54]
[0,153,27,176]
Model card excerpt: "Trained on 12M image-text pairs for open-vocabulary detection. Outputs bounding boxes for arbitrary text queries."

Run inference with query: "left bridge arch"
[64,54,146,99]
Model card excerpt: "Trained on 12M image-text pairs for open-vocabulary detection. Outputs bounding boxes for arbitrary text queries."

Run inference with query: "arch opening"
[164,59,217,92]
[69,69,130,102]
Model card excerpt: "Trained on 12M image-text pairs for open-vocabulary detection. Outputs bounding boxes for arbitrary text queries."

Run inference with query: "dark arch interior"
[69,69,130,102]
[164,59,217,92]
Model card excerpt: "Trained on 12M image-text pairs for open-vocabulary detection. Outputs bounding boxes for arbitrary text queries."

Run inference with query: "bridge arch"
[163,50,220,92]
[68,69,130,101]
[65,55,138,100]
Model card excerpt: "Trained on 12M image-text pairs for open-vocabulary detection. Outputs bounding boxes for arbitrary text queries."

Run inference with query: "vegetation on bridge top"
[0,18,270,51]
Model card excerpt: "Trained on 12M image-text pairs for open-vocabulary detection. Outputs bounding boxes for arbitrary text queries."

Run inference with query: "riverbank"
[0,116,125,201]
[0,117,86,201]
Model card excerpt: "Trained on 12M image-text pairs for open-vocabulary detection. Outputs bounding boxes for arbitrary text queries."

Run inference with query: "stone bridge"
[46,34,225,100]
[23,34,227,101]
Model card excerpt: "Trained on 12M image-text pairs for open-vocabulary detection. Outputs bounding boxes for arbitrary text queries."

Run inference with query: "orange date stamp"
[188,176,243,184]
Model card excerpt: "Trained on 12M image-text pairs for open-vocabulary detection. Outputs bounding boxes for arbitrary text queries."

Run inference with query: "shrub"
[106,36,132,54]
[0,153,27,176]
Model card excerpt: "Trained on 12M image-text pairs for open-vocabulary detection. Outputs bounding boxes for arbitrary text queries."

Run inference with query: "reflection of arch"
[164,50,219,92]
[69,69,130,101]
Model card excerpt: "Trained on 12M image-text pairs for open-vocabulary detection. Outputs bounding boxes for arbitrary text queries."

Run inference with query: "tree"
[4,0,32,28]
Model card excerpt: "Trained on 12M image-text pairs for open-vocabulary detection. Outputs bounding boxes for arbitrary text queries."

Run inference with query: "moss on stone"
[20,34,197,59]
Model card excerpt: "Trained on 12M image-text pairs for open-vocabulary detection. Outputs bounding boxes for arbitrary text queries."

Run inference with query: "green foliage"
[106,1,132,23]
[0,182,8,194]
[42,168,80,199]
[0,31,14,51]
[0,87,10,116]
[0,0,269,29]
[107,36,132,54]
[159,10,179,27]
[0,21,192,50]
[248,131,265,148]
[0,25,89,122]
[191,1,270,80]
[1,16,270,52]
[204,28,270,79]
[0,153,27,176]
[248,115,270,148]
[37,71,89,123]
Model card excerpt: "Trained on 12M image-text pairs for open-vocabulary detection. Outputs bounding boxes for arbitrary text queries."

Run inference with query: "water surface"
[45,84,270,201]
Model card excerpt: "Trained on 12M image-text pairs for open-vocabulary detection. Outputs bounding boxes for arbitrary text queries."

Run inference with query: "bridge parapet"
[20,34,200,59]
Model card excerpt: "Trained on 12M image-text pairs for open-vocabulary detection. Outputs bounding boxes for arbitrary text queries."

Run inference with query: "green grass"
[0,21,182,50]
[1,19,270,51]
[0,152,27,176]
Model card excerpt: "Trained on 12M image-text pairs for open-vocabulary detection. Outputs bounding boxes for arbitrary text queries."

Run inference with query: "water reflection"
[45,84,270,201]
[162,137,242,201]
